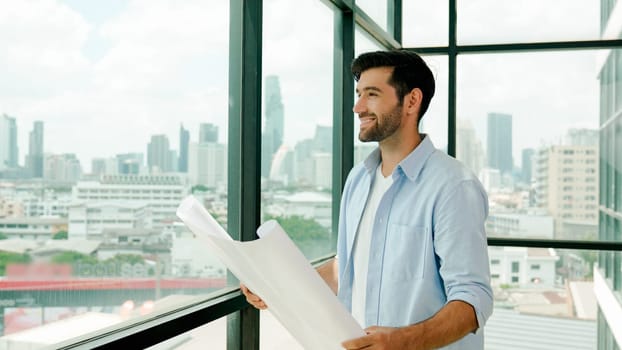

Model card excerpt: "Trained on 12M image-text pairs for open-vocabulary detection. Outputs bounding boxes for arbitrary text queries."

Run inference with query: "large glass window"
[419,55,448,153]
[353,27,385,164]
[458,0,601,45]
[261,0,335,261]
[402,0,448,47]
[356,0,388,31]
[144,312,302,350]
[0,1,231,347]
[353,33,447,156]
[2,1,621,349]
[486,248,602,349]
[457,50,602,241]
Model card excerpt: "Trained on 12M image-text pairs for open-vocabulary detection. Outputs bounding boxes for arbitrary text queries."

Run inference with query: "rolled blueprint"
[176,195,365,349]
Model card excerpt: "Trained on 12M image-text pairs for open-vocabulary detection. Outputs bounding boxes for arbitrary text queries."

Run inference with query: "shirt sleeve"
[433,179,494,330]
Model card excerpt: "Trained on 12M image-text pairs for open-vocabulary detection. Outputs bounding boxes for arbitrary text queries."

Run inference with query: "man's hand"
[341,326,420,349]
[240,284,267,310]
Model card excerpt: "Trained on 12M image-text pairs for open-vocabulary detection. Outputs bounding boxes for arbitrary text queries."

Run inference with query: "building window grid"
[42,1,622,348]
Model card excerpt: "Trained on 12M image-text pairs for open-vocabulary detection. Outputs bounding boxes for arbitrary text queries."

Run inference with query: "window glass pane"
[402,0,448,47]
[457,51,604,241]
[144,311,307,350]
[356,0,388,31]
[486,248,613,349]
[458,0,601,45]
[353,28,384,164]
[261,0,335,261]
[145,313,226,349]
[356,25,385,56]
[419,55,448,153]
[0,0,231,346]
[147,311,304,350]
[260,310,302,349]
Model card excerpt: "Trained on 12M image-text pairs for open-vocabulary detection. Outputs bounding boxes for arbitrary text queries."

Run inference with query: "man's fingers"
[341,335,373,349]
[240,284,267,309]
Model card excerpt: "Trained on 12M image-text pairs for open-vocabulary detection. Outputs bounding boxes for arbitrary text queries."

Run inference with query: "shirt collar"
[362,134,437,182]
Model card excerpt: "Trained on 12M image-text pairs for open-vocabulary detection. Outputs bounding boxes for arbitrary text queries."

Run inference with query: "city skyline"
[0,112,598,177]
[0,1,617,349]
[0,0,600,175]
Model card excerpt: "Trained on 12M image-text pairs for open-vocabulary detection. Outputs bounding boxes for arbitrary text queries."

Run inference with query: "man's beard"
[358,104,402,142]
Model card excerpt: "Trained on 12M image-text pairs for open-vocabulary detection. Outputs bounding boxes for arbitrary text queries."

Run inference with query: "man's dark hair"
[351,50,435,121]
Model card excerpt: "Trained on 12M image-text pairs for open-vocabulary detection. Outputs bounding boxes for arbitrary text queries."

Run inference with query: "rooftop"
[485,308,596,350]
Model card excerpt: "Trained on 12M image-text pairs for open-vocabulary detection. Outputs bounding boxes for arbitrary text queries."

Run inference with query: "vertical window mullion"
[332,7,355,241]
[227,0,263,349]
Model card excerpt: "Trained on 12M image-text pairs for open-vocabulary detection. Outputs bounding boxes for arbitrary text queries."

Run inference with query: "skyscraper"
[188,142,227,188]
[147,134,172,173]
[313,125,332,153]
[487,112,513,175]
[116,153,143,175]
[179,124,190,172]
[44,153,82,182]
[457,118,484,177]
[0,114,18,170]
[199,123,218,143]
[534,144,598,238]
[262,75,284,177]
[26,121,44,178]
[521,148,535,184]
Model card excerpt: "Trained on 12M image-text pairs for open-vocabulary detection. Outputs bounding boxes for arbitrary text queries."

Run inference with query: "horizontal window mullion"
[407,39,622,55]
[488,237,622,251]
[56,288,247,350]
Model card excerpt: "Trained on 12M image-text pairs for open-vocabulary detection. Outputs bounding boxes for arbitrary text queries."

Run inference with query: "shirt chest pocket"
[382,224,428,281]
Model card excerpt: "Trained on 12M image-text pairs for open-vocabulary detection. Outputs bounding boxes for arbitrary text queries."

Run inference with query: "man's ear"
[405,88,423,117]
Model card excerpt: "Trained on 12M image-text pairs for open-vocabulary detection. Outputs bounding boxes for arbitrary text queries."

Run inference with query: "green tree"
[263,214,328,241]
[0,252,31,275]
[51,251,98,265]
[191,184,210,193]
[263,215,332,260]
[104,254,145,265]
[52,230,68,240]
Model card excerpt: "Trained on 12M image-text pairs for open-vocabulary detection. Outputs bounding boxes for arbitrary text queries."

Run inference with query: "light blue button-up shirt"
[337,135,493,349]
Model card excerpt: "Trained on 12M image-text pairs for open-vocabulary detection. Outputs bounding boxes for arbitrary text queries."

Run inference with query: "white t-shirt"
[351,164,393,327]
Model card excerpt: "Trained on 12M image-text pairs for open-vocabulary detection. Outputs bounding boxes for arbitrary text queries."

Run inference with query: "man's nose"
[353,97,366,114]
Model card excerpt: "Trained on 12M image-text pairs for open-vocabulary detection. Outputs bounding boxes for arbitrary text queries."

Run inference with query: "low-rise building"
[68,202,152,240]
[489,247,559,288]
[0,217,67,240]
[72,174,189,228]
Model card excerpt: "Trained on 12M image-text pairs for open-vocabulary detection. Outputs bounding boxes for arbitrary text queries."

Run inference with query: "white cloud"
[263,0,335,146]
[0,0,91,92]
[457,50,600,163]
[1,0,230,168]
[0,0,603,173]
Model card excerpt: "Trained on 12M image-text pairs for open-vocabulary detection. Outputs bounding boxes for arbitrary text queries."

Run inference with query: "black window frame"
[55,1,622,349]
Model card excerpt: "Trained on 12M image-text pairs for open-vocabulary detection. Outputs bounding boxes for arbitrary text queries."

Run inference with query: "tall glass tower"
[487,112,513,176]
[178,124,190,172]
[26,120,44,178]
[262,75,284,178]
[0,114,18,170]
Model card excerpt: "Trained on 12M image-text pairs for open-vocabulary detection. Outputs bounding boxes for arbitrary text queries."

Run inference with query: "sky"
[0,0,602,172]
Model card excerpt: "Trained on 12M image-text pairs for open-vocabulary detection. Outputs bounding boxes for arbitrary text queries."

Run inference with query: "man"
[242,50,493,349]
